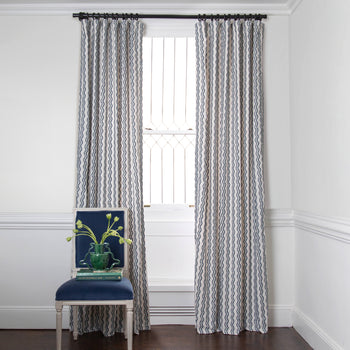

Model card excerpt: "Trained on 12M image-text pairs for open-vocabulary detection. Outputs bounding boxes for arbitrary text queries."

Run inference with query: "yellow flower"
[76,220,83,229]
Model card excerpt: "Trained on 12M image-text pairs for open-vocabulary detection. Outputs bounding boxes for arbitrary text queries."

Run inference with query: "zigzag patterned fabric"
[73,18,150,336]
[194,19,268,335]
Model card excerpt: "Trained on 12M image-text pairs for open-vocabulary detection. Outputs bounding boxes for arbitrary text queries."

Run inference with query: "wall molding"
[0,306,69,329]
[293,307,344,350]
[287,0,303,14]
[0,303,293,329]
[2,303,343,348]
[265,208,294,227]
[0,209,294,231]
[1,209,349,245]
[0,1,298,16]
[268,304,293,327]
[294,210,350,244]
[0,212,73,230]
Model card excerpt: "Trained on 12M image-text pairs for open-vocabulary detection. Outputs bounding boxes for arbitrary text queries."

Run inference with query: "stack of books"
[76,268,123,281]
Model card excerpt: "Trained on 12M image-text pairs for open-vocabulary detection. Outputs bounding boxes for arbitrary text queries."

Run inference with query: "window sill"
[148,278,194,292]
[144,204,194,223]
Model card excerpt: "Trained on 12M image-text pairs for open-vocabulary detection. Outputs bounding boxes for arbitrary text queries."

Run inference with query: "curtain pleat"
[73,17,150,336]
[194,19,268,335]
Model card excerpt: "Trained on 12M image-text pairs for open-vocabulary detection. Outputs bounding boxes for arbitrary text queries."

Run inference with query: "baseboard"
[293,307,344,350]
[268,305,293,327]
[1,304,344,350]
[0,306,70,329]
[0,305,195,328]
[0,303,293,329]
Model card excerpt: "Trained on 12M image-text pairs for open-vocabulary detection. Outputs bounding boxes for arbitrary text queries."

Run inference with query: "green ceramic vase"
[90,243,109,270]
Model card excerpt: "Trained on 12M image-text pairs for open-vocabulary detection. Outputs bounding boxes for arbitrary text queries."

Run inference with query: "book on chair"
[76,268,123,281]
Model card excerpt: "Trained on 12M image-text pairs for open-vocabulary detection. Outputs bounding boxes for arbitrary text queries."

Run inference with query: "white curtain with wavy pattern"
[74,18,150,336]
[194,19,268,335]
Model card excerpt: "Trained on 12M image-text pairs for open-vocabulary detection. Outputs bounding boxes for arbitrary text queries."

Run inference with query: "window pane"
[163,38,175,130]
[151,38,164,129]
[143,37,195,205]
[143,38,152,129]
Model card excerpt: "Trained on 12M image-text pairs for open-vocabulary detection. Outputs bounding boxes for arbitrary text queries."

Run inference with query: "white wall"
[0,14,293,328]
[264,15,291,210]
[290,0,350,219]
[290,0,350,348]
[0,16,80,213]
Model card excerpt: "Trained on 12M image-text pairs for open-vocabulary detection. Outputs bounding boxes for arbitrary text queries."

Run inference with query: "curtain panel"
[194,19,268,335]
[74,18,150,336]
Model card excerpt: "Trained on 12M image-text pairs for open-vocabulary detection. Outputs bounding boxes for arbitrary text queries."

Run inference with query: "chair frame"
[55,208,133,350]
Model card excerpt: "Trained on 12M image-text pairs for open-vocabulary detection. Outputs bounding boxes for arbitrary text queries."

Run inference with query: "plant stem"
[71,233,98,244]
[100,230,108,244]
[82,224,98,243]
[100,228,121,244]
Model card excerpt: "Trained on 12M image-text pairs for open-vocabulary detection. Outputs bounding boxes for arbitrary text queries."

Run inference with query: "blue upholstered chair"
[55,208,133,350]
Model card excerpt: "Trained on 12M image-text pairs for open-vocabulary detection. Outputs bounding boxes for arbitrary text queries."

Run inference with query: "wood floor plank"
[0,326,312,350]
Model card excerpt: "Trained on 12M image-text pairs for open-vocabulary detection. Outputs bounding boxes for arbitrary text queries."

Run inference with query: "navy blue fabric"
[55,278,133,301]
[75,210,125,268]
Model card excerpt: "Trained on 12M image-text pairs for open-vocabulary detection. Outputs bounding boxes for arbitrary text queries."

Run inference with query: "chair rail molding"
[293,210,350,244]
[0,209,295,231]
[265,208,294,227]
[1,209,349,243]
[0,212,73,230]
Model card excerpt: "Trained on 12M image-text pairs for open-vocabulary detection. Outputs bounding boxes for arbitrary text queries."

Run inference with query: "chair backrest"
[71,208,129,276]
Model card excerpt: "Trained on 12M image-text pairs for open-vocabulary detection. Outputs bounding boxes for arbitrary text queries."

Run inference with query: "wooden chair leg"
[124,305,127,339]
[72,305,78,340]
[55,302,63,350]
[126,305,133,350]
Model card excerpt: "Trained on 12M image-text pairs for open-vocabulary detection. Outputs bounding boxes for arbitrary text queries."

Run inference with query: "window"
[143,37,196,205]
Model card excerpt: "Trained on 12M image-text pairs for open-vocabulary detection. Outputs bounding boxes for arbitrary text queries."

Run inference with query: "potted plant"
[67,213,132,270]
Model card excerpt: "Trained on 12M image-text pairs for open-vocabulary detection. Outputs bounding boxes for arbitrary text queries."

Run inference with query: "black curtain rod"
[73,12,267,21]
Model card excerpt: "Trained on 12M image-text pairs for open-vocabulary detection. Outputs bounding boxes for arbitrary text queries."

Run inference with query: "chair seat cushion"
[55,277,133,301]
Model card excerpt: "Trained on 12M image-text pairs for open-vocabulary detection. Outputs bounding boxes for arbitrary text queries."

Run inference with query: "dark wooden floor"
[0,326,312,350]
